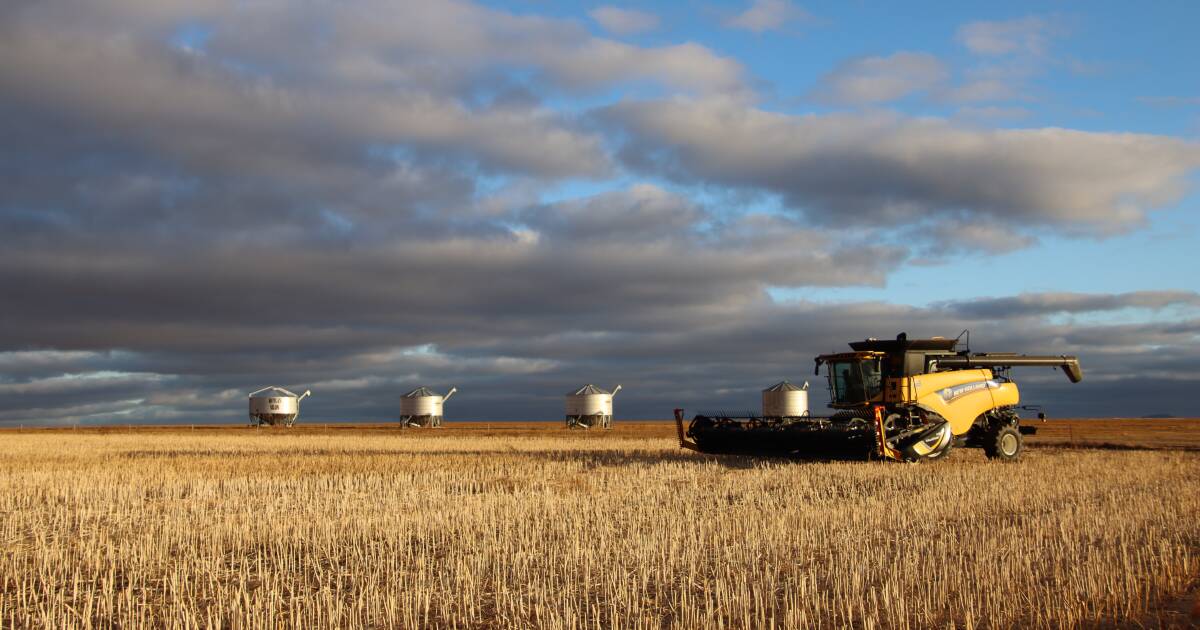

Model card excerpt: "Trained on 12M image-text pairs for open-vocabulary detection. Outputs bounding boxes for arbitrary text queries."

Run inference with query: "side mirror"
[1037,412,1046,420]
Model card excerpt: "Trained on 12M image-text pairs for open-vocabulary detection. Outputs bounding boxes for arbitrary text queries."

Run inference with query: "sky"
[1,0,1198,424]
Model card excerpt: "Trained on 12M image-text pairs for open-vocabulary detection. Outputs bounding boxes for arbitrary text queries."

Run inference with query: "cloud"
[519,184,704,242]
[1,0,1198,425]
[917,219,1037,257]
[228,0,746,94]
[937,53,1054,104]
[956,16,1056,56]
[946,16,1067,104]
[0,170,911,424]
[939,291,1200,319]
[724,0,809,33]
[3,280,1199,422]
[0,370,174,424]
[0,19,613,183]
[0,0,754,287]
[603,98,1200,235]
[0,180,903,364]
[540,40,746,95]
[811,52,947,105]
[589,6,659,36]
[0,0,748,192]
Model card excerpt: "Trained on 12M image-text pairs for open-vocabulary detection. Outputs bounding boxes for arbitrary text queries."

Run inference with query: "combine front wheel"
[984,425,1022,461]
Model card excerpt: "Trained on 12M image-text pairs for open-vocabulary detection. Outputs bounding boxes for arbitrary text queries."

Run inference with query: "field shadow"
[116,447,797,470]
[1033,442,1200,453]
[118,442,1200,470]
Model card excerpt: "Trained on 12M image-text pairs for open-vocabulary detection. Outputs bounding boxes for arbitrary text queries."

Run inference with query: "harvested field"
[10,417,1200,449]
[1,422,1198,628]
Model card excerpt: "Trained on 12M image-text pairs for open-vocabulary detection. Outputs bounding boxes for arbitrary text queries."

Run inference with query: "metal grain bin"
[248,386,311,427]
[400,386,456,428]
[762,380,809,418]
[565,384,621,429]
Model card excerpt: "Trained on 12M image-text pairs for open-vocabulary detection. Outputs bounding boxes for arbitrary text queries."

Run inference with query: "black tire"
[984,425,1022,461]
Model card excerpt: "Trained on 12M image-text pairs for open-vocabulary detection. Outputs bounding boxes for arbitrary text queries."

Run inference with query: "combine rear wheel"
[984,425,1022,461]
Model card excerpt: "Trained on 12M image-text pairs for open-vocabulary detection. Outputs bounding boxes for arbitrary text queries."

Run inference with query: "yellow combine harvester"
[674,332,1082,462]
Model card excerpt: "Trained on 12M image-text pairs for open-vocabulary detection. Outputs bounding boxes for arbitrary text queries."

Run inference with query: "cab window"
[830,359,882,403]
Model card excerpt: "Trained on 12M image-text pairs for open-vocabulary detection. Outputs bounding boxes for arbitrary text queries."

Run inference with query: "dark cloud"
[520,184,704,242]
[603,98,1200,235]
[0,188,901,359]
[0,27,611,181]
[5,297,1198,424]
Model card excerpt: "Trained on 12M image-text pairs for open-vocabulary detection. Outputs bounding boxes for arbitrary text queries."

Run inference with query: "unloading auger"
[674,332,1082,462]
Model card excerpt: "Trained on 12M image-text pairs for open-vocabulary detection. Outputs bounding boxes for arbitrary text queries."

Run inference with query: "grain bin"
[762,380,809,418]
[400,386,457,427]
[565,384,621,429]
[248,386,311,427]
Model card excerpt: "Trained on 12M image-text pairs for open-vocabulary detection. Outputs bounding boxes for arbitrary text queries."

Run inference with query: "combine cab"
[675,333,1082,462]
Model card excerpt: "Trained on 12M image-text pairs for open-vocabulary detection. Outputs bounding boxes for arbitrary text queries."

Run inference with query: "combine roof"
[848,337,958,353]
[402,386,440,398]
[763,380,806,392]
[568,384,611,396]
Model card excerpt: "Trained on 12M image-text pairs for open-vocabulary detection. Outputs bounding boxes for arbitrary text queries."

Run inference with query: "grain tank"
[400,386,457,427]
[248,386,311,427]
[762,380,809,418]
[565,384,621,429]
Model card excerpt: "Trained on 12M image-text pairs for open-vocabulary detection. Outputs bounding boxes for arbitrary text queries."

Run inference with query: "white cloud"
[0,371,172,396]
[0,350,108,369]
[724,0,809,33]
[541,40,746,94]
[589,6,659,36]
[812,52,947,105]
[944,16,1064,104]
[922,219,1037,255]
[957,16,1055,56]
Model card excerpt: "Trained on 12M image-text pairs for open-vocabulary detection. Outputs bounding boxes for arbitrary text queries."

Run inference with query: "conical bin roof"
[403,386,441,398]
[249,386,297,399]
[763,380,806,392]
[568,384,611,396]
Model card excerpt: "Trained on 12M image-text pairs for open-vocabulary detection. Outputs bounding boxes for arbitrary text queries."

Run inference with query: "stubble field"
[1,420,1198,628]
